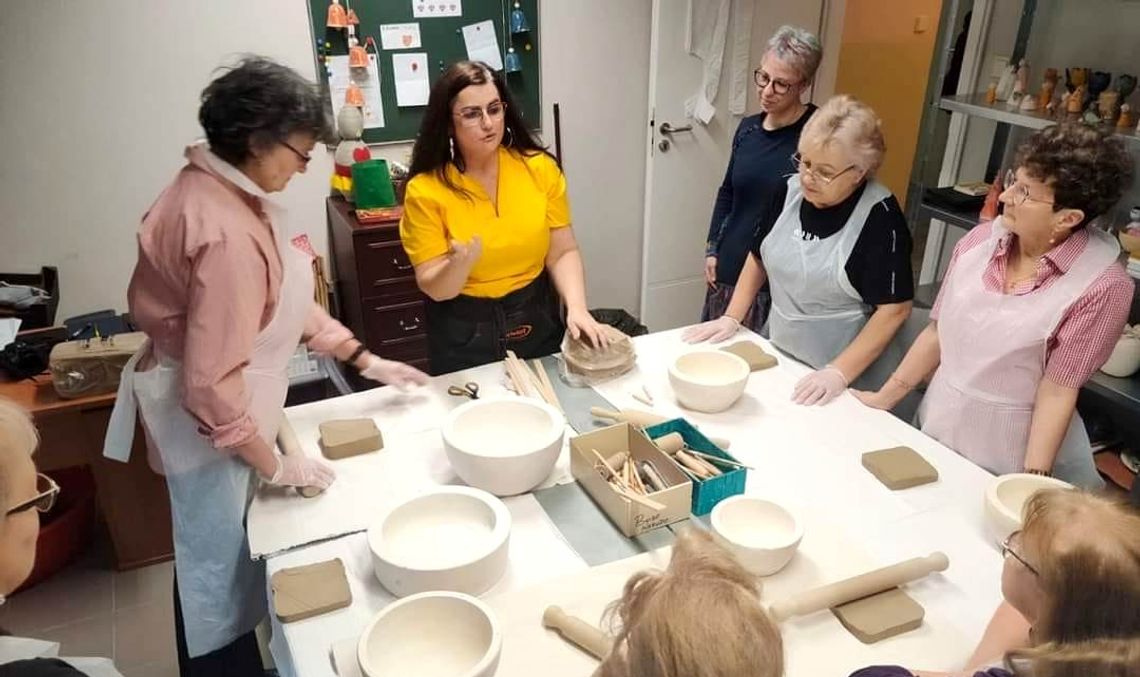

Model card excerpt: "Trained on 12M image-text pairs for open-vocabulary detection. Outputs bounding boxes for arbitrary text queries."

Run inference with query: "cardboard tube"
[769,552,950,622]
[542,606,613,660]
[276,415,323,498]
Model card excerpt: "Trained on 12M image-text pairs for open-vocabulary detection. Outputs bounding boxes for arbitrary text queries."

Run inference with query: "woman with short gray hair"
[701,25,822,333]
[687,95,915,408]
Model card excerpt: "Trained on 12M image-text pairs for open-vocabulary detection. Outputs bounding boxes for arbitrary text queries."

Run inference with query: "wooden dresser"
[327,197,430,372]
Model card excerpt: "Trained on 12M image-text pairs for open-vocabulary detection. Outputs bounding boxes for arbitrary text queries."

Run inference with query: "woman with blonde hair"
[687,95,914,406]
[852,489,1140,677]
[594,528,783,677]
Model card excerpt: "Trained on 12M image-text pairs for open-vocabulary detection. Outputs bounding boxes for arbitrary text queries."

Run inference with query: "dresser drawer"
[364,300,427,343]
[355,235,416,290]
[371,334,429,362]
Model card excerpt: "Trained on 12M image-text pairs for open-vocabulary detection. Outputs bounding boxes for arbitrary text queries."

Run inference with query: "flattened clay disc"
[861,446,939,490]
[720,341,777,371]
[831,587,924,644]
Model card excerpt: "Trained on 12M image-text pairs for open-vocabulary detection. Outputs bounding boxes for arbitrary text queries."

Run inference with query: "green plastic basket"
[644,418,746,516]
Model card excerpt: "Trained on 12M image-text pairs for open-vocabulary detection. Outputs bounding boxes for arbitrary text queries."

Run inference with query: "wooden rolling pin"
[768,552,949,623]
[542,606,613,660]
[590,408,732,449]
[275,415,323,499]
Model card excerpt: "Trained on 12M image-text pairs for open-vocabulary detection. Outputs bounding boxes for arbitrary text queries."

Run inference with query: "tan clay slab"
[720,341,777,371]
[318,418,383,460]
[831,587,924,644]
[861,446,939,490]
[271,558,352,623]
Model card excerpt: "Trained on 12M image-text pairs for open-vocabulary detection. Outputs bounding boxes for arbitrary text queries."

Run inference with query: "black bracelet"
[1024,468,1052,477]
[346,343,368,367]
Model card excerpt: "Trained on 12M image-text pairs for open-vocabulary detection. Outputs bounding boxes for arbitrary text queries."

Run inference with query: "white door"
[639,0,824,331]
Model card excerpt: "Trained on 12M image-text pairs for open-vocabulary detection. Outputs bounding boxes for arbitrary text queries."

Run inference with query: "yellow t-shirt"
[399,147,572,298]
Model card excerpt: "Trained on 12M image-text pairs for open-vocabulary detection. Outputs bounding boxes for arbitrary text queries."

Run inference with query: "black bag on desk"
[0,340,52,380]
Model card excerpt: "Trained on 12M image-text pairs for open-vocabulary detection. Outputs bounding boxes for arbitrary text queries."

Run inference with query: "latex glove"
[792,366,848,406]
[567,307,610,349]
[448,236,483,268]
[704,256,717,289]
[681,315,740,344]
[269,454,335,490]
[359,354,430,389]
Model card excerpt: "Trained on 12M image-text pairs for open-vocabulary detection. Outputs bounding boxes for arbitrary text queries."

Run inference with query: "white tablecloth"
[264,329,1005,677]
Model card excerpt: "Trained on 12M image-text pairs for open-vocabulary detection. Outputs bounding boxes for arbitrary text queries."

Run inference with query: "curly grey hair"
[766,25,823,84]
[198,56,333,166]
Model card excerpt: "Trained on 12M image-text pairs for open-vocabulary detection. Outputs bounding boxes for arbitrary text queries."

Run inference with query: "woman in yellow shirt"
[401,61,606,373]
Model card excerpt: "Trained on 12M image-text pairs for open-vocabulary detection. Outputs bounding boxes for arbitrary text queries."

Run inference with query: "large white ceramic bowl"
[983,473,1073,546]
[368,486,511,598]
[669,350,750,413]
[357,591,502,677]
[1101,334,1140,378]
[442,398,565,496]
[710,496,803,576]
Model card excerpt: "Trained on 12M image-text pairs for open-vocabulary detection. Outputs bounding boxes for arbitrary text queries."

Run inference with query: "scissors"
[447,382,480,400]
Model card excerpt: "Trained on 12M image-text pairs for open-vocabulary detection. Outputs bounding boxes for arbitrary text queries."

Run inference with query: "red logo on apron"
[506,325,533,341]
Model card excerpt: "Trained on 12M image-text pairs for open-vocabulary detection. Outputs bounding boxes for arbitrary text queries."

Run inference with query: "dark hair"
[1014,123,1133,227]
[199,56,333,166]
[407,61,552,197]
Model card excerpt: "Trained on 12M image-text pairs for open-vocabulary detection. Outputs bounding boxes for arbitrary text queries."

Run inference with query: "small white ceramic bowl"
[357,591,502,677]
[669,350,750,413]
[368,486,511,598]
[442,398,566,496]
[710,496,803,575]
[983,473,1073,546]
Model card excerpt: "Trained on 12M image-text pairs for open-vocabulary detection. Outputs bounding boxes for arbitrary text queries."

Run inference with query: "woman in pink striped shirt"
[855,123,1133,489]
[102,58,427,675]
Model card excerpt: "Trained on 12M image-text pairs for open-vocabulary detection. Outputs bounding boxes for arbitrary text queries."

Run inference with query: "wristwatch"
[1023,468,1052,477]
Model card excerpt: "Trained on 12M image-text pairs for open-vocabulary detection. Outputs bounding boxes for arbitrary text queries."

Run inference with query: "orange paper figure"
[326,0,348,28]
[347,8,360,25]
[348,38,369,68]
[345,83,365,107]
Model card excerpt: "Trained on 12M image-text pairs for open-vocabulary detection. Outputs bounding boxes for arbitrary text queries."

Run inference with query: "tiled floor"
[0,532,179,676]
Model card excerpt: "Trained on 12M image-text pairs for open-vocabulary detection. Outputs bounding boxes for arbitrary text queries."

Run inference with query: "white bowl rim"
[985,472,1074,522]
[357,590,502,677]
[442,397,566,459]
[669,350,751,387]
[710,495,804,550]
[366,486,512,572]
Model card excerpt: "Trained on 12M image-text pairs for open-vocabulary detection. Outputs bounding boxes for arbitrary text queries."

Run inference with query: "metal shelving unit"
[938,93,1140,147]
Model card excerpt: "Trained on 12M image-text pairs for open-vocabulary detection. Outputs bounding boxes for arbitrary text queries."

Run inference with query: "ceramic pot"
[983,473,1073,547]
[710,496,803,576]
[1101,334,1140,378]
[668,350,749,413]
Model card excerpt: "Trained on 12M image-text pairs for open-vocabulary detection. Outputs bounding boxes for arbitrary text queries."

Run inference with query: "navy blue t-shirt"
[707,104,816,285]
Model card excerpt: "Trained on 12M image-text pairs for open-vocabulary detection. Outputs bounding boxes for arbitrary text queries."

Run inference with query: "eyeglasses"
[454,101,507,128]
[5,473,60,517]
[1001,530,1040,577]
[1002,170,1054,207]
[281,141,311,166]
[754,69,800,95]
[791,152,857,186]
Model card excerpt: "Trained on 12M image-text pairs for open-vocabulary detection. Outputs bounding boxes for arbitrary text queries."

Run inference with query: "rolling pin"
[275,415,324,499]
[542,606,613,660]
[590,408,732,449]
[768,552,949,623]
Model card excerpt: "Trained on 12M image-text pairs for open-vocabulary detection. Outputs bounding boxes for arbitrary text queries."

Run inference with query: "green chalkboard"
[307,0,541,145]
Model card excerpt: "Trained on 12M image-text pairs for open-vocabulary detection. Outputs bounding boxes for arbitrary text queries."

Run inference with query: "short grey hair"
[766,25,823,83]
[800,95,886,174]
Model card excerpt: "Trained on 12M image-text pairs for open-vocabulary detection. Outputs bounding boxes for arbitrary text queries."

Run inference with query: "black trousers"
[426,272,565,375]
[173,575,263,677]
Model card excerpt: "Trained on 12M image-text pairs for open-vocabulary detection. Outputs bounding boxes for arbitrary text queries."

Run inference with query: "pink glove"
[681,315,741,344]
[792,366,848,406]
[359,354,430,389]
[269,454,336,489]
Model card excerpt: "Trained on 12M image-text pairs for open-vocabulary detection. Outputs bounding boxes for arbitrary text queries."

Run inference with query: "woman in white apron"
[855,123,1134,489]
[685,95,916,407]
[101,59,427,675]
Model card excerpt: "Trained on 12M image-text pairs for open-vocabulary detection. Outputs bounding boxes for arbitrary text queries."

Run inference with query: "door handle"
[659,122,693,135]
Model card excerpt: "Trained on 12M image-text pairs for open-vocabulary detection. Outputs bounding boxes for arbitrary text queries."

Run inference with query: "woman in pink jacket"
[102,58,426,675]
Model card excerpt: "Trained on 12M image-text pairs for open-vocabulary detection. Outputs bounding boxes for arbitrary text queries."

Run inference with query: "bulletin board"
[307,0,541,145]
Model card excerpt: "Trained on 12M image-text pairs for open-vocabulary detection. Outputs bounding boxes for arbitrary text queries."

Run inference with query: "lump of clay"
[562,325,636,381]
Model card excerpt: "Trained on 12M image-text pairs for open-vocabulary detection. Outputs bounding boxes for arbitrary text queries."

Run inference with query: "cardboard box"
[570,423,692,537]
[644,419,746,516]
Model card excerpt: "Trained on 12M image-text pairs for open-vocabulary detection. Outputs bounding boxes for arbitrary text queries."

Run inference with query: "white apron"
[102,175,313,657]
[918,217,1118,489]
[760,176,899,390]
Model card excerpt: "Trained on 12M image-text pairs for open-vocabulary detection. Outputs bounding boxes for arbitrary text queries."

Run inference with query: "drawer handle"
[391,257,414,272]
[365,242,392,250]
[398,317,422,332]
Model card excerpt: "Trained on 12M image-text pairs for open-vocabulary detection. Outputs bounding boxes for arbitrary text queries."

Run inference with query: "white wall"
[0,1,652,321]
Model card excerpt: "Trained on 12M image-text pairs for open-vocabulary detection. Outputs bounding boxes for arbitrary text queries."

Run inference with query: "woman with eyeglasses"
[850,489,1140,677]
[400,61,606,374]
[0,398,124,676]
[855,124,1133,488]
[700,25,821,334]
[101,58,427,675]
[686,95,915,406]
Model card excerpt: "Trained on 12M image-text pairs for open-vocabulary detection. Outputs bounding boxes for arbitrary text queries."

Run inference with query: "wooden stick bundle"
[503,351,564,413]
